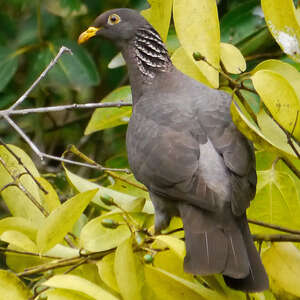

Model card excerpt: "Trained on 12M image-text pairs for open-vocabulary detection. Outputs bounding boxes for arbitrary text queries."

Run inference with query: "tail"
[179,203,269,292]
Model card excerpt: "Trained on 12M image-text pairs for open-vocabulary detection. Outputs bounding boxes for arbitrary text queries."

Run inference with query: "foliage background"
[0,0,299,299]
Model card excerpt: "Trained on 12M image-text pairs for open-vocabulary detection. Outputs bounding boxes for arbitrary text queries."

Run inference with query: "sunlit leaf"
[0,217,37,240]
[263,243,300,297]
[171,47,211,86]
[65,167,145,212]
[141,0,173,42]
[97,253,119,293]
[80,213,131,252]
[37,189,98,253]
[230,101,300,159]
[155,235,185,259]
[252,69,300,139]
[43,274,119,300]
[46,289,92,300]
[0,145,44,224]
[261,0,300,62]
[173,0,220,87]
[0,270,32,300]
[114,238,143,300]
[247,164,300,233]
[37,177,61,213]
[0,230,38,252]
[220,43,246,74]
[85,86,132,134]
[144,266,225,300]
[252,59,300,99]
[153,250,193,281]
[0,47,19,91]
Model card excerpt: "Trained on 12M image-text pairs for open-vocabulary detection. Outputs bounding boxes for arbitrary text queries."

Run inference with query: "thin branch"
[253,234,300,242]
[6,102,132,115]
[9,46,72,111]
[248,218,300,235]
[0,247,57,258]
[279,157,300,178]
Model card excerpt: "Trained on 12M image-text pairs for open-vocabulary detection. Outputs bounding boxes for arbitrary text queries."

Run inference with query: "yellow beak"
[78,27,101,44]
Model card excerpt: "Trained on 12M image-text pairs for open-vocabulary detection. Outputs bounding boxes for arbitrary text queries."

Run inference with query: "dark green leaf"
[0,47,18,92]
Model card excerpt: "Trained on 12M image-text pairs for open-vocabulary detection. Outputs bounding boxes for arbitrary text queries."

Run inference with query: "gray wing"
[127,88,256,216]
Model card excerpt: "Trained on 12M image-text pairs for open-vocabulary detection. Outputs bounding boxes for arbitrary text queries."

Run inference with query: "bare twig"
[253,234,300,242]
[9,46,72,111]
[248,218,300,235]
[6,101,132,115]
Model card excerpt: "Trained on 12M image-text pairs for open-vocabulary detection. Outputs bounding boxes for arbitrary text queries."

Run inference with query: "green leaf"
[43,274,119,300]
[85,86,132,135]
[155,235,185,259]
[114,238,143,300]
[247,165,300,233]
[0,47,19,91]
[80,213,131,252]
[0,270,32,299]
[220,43,246,74]
[0,217,37,240]
[45,0,87,17]
[263,243,300,297]
[141,0,173,42]
[171,47,212,86]
[46,289,92,300]
[262,0,300,62]
[0,145,44,224]
[173,0,220,87]
[144,266,225,300]
[37,189,98,253]
[65,167,145,212]
[221,0,266,45]
[97,253,119,293]
[252,70,300,140]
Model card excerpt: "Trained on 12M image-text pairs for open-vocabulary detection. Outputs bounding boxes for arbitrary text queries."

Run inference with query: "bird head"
[78,8,148,48]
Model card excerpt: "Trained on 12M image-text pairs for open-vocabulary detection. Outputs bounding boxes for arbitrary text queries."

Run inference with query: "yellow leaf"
[252,70,300,139]
[97,253,119,293]
[220,43,246,74]
[144,266,225,300]
[252,59,300,101]
[0,230,38,252]
[0,145,44,224]
[114,238,143,300]
[230,101,300,159]
[37,177,61,213]
[46,289,92,300]
[0,217,37,240]
[173,0,220,88]
[80,213,131,252]
[37,189,98,253]
[141,0,173,42]
[263,243,300,297]
[155,235,186,259]
[43,274,118,300]
[261,0,300,62]
[171,47,211,86]
[0,270,32,300]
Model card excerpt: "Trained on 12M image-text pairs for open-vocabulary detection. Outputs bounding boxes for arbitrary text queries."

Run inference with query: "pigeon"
[78,8,269,292]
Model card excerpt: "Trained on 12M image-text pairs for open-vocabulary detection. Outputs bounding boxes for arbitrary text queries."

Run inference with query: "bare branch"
[7,101,132,116]
[253,234,300,243]
[248,218,300,235]
[9,46,72,111]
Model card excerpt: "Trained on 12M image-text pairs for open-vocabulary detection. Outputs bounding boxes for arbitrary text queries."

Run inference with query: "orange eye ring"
[108,14,121,25]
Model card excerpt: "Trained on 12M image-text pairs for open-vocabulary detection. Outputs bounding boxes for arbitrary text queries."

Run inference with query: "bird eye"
[108,14,121,25]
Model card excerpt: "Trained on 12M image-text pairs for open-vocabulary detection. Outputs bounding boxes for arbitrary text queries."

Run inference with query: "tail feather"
[179,203,269,292]
[224,216,269,292]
